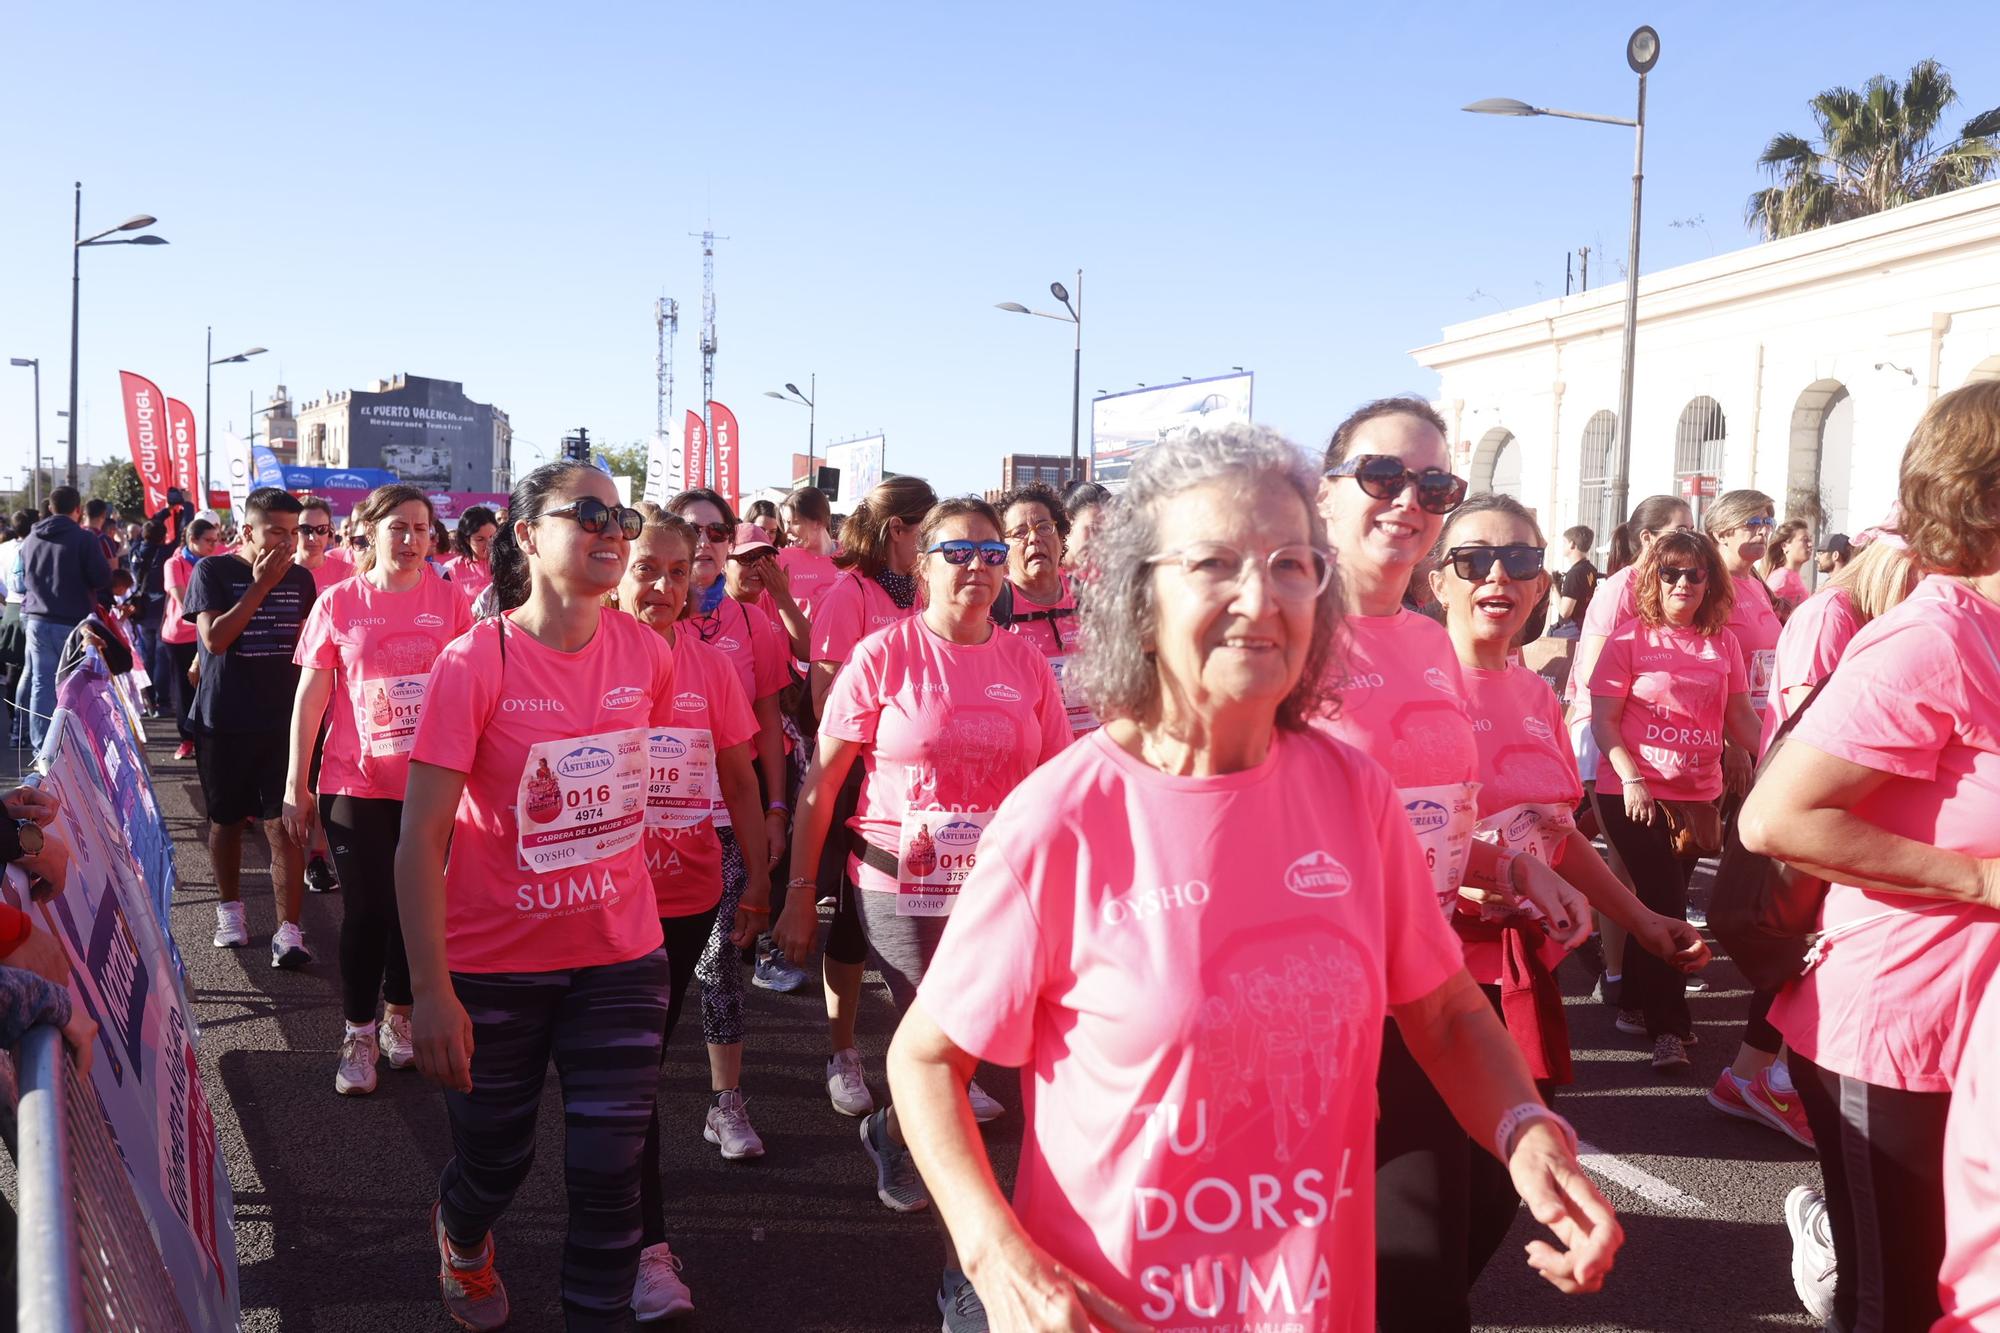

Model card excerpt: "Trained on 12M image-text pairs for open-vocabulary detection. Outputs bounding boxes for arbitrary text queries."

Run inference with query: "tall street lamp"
[68,183,167,486]
[1465,25,1659,523]
[996,269,1084,485]
[763,376,817,481]
[206,329,267,500]
[8,358,41,511]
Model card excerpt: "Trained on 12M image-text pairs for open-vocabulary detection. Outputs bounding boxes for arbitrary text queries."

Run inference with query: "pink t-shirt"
[410,608,676,974]
[1314,611,1477,790]
[1937,985,2000,1331]
[1725,573,1784,714]
[1001,575,1097,734]
[1580,565,1639,641]
[688,593,788,706]
[1766,565,1809,609]
[161,551,200,646]
[820,616,1070,898]
[308,560,351,595]
[443,555,493,607]
[1587,622,1747,801]
[774,546,841,622]
[919,727,1463,1332]
[645,633,757,918]
[1759,585,1862,754]
[1770,576,2000,1093]
[811,570,914,664]
[294,573,473,801]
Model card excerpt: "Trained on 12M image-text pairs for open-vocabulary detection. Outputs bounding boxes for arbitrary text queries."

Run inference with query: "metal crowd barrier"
[7,1024,194,1333]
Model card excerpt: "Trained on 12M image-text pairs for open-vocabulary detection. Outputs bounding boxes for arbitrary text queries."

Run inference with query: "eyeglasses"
[1004,519,1059,544]
[1442,543,1545,582]
[690,521,733,543]
[1741,516,1775,531]
[542,497,644,540]
[297,524,333,540]
[1146,543,1335,601]
[1659,565,1709,586]
[1325,454,1468,515]
[924,540,1010,567]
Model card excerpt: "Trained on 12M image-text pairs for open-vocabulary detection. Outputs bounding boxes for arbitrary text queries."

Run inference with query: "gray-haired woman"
[887,425,1620,1332]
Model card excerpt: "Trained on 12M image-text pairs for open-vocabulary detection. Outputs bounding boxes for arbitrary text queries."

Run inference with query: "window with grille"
[1577,411,1619,559]
[1674,397,1727,523]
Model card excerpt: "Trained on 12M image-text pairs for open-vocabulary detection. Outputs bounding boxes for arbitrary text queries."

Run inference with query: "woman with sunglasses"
[1316,398,1592,1333]
[776,498,1067,1307]
[1587,531,1760,1072]
[995,481,1096,733]
[396,465,675,1332]
[663,489,795,1162]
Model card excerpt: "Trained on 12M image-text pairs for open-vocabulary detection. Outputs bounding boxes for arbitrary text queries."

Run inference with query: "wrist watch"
[13,818,43,858]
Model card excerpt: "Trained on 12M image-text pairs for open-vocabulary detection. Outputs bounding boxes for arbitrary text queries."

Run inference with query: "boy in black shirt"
[1552,525,1598,638]
[184,487,318,966]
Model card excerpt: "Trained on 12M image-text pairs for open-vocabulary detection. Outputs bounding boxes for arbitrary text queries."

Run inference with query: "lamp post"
[206,329,267,505]
[1465,25,1658,522]
[763,375,816,480]
[996,269,1084,486]
[8,358,41,510]
[67,183,166,486]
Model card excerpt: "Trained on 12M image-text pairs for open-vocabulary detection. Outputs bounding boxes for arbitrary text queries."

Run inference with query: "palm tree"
[1747,59,2000,239]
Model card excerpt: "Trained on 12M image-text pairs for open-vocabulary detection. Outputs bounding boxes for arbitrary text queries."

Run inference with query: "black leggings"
[639,907,720,1248]
[1788,1050,1952,1333]
[819,768,869,967]
[320,794,411,1025]
[1595,795,1698,1037]
[166,640,198,741]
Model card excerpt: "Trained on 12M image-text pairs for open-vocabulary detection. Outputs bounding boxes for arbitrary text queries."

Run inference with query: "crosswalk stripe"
[1576,1139,1707,1213]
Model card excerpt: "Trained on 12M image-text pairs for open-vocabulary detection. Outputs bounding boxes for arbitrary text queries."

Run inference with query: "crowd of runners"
[20,379,2000,1332]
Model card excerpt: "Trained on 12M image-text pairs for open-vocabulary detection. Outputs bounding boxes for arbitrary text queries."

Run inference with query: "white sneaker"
[213,902,249,948]
[630,1241,694,1320]
[1785,1185,1837,1322]
[967,1078,1005,1124]
[703,1089,765,1160]
[335,1025,379,1096]
[378,1013,416,1070]
[271,920,312,969]
[826,1048,875,1117]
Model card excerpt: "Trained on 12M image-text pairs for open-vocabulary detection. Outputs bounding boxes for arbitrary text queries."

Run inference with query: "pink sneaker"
[1742,1068,1815,1150]
[1705,1069,1760,1123]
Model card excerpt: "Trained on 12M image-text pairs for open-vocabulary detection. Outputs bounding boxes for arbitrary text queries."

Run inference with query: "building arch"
[1469,427,1517,496]
[1785,379,1852,534]
[1673,396,1728,525]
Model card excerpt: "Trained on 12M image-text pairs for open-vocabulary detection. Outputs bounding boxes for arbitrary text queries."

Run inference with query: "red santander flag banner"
[165,397,201,507]
[709,400,739,512]
[118,372,173,516]
[685,410,708,489]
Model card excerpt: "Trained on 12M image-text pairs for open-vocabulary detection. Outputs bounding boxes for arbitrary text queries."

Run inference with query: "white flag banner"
[224,431,254,516]
[643,430,681,505]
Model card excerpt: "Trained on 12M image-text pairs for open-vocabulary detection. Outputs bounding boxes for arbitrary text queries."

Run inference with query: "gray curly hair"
[1071,423,1343,730]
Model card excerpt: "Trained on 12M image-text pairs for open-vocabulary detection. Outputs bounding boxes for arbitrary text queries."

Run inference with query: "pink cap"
[729,521,777,559]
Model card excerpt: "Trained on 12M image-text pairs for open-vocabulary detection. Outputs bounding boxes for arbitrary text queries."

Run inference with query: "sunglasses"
[1325,454,1469,515]
[1659,565,1709,586]
[924,540,1010,567]
[691,521,733,544]
[297,524,334,540]
[1442,543,1545,582]
[1741,516,1775,531]
[542,497,644,540]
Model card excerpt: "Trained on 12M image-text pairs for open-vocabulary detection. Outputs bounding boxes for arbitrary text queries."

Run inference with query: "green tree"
[1748,59,2000,239]
[90,458,147,519]
[597,441,649,481]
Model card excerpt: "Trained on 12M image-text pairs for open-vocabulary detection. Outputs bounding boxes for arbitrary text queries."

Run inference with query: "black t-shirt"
[1556,559,1598,630]
[181,554,317,735]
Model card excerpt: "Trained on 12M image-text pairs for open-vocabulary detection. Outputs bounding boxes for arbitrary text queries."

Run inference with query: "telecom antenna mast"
[654,296,678,443]
[691,228,727,447]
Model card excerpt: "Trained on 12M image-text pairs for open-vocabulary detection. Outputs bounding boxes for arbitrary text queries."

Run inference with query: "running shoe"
[939,1266,990,1333]
[752,947,808,994]
[1615,1009,1645,1036]
[1684,976,1709,993]
[1743,1066,1815,1149]
[378,1013,417,1070]
[1592,972,1622,1007]
[305,855,338,894]
[173,740,194,761]
[335,1026,378,1096]
[1686,903,1710,930]
[703,1089,766,1160]
[827,1048,874,1117]
[433,1203,509,1331]
[1784,1185,1837,1323]
[631,1241,695,1320]
[1651,1034,1691,1071]
[860,1109,929,1212]
[213,902,249,949]
[1705,1068,1761,1124]
[270,921,313,970]
[967,1079,1004,1125]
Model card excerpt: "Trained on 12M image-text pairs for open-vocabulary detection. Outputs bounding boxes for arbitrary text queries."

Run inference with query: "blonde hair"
[834,476,938,577]
[1703,489,1775,539]
[1827,537,1921,624]
[1898,381,2000,577]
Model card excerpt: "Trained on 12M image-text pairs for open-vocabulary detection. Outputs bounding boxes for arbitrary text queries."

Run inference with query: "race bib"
[1475,800,1575,865]
[1047,655,1099,734]
[646,728,717,831]
[1749,649,1777,708]
[516,727,649,874]
[1399,780,1481,916]
[895,808,994,916]
[358,673,430,758]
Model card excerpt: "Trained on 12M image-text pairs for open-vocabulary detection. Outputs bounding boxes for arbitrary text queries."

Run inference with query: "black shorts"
[195,730,289,826]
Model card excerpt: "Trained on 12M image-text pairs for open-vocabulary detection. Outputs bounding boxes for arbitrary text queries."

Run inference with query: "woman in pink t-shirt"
[283,486,472,1098]
[1705,490,1785,730]
[886,426,1619,1333]
[1761,518,1813,619]
[441,505,498,608]
[774,483,843,635]
[1936,984,2000,1332]
[1741,382,2000,1332]
[161,517,221,761]
[395,462,675,1331]
[994,481,1096,734]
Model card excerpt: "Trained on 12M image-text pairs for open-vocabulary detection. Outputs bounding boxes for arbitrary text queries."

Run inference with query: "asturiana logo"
[1523,716,1553,740]
[674,690,706,712]
[984,683,1022,703]
[558,745,616,779]
[657,735,689,761]
[326,473,369,488]
[414,612,445,629]
[1505,807,1542,841]
[1424,667,1454,693]
[389,680,425,702]
[935,819,983,846]
[1284,850,1353,899]
[1405,799,1449,833]
[601,685,645,711]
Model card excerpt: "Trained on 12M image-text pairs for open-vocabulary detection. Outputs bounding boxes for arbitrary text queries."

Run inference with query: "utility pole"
[1579,245,1591,291]
[690,228,727,478]
[655,296,678,447]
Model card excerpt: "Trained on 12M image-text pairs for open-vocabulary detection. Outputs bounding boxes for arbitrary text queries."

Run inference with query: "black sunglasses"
[1659,565,1709,586]
[1442,543,1545,582]
[1325,454,1469,515]
[692,521,733,543]
[542,497,644,540]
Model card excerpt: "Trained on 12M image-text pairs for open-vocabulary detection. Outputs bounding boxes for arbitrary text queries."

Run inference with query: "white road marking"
[1576,1139,1708,1213]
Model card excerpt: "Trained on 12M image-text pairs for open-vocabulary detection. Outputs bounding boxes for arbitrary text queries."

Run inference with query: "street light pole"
[996,269,1085,486]
[206,331,267,505]
[66,184,166,488]
[763,377,818,482]
[8,359,41,510]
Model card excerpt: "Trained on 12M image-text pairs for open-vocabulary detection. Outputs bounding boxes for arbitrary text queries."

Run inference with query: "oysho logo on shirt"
[1639,650,1676,664]
[1099,879,1210,926]
[601,685,646,711]
[1424,666,1454,693]
[500,698,564,713]
[673,690,706,712]
[414,612,445,629]
[1523,716,1553,740]
[1405,799,1449,833]
[557,745,615,778]
[1284,850,1353,899]
[869,614,898,626]
[346,617,387,628]
[984,683,1022,703]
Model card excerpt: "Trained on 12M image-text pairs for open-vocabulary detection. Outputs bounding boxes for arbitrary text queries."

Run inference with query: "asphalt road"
[149,717,1821,1333]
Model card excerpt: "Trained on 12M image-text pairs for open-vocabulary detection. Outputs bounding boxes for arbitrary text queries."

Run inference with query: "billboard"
[824,435,884,506]
[1090,372,1254,489]
[338,376,502,490]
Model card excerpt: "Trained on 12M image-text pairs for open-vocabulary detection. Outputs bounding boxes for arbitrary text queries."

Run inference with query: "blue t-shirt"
[181,553,317,735]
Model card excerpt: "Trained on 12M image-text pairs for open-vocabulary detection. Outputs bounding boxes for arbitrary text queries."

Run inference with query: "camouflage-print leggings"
[436,948,671,1332]
[694,825,749,1047]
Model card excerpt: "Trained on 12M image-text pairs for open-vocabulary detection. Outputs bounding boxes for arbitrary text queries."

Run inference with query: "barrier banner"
[118,372,174,517]
[224,431,254,515]
[165,398,202,508]
[283,465,397,491]
[686,410,708,489]
[709,401,740,512]
[57,654,179,935]
[252,444,287,489]
[643,429,679,505]
[7,700,239,1331]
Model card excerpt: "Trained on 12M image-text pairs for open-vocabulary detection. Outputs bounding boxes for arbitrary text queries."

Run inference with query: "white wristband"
[1494,1103,1577,1164]
[1492,846,1521,894]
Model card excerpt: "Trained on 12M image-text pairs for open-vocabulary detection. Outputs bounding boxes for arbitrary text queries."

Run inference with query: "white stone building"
[1412,179,2000,552]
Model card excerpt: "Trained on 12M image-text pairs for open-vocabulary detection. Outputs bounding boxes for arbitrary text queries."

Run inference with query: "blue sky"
[3,1,1996,500]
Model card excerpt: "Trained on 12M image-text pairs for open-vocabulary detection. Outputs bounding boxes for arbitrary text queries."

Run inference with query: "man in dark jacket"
[18,487,112,749]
